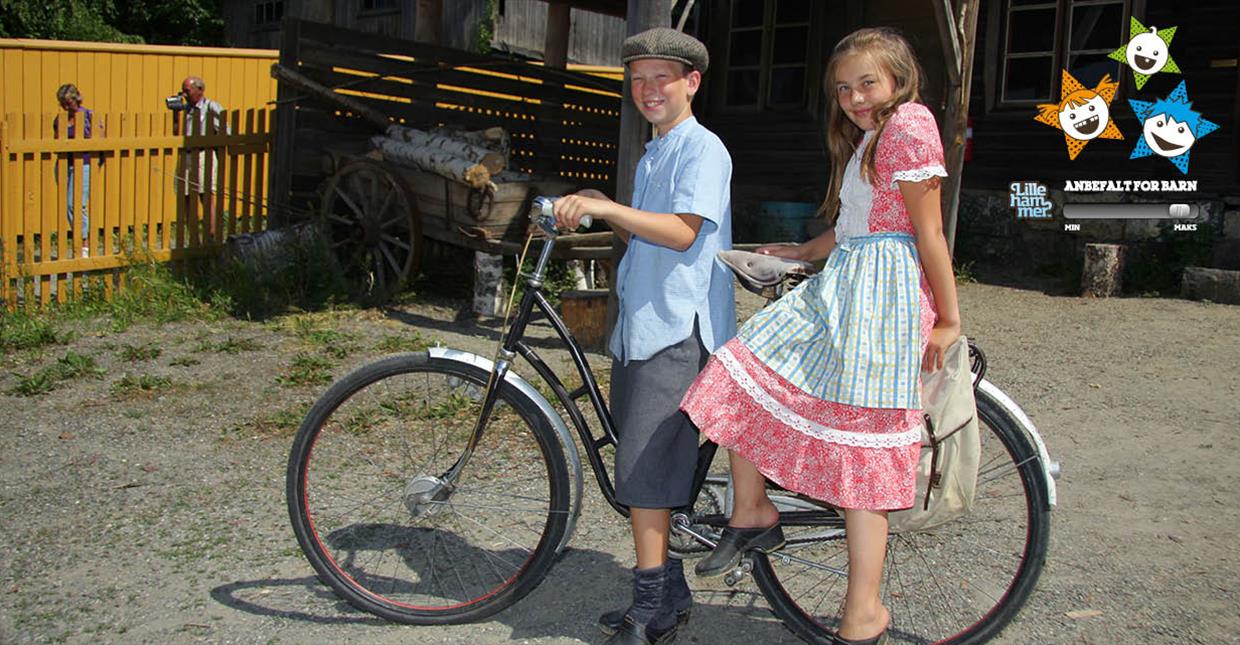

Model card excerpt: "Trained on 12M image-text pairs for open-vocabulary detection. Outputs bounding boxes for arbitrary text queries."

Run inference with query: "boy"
[553,27,735,645]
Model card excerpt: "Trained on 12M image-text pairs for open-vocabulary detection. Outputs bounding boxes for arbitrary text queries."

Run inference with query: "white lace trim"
[717,346,923,449]
[890,164,948,187]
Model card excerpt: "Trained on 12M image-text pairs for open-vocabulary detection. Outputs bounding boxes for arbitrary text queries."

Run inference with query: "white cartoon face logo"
[1126,31,1169,74]
[1057,95,1111,141]
[1142,114,1196,158]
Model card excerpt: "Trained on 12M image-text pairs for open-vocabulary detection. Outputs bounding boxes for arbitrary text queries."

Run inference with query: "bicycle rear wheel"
[286,352,571,624]
[753,387,1051,644]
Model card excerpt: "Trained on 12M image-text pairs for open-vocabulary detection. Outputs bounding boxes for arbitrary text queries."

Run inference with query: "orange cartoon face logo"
[1034,71,1124,160]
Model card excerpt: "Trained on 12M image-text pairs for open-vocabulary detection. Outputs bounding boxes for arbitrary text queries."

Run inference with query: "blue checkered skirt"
[738,233,925,409]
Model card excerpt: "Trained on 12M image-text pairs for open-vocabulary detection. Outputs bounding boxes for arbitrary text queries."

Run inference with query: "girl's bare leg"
[727,450,780,528]
[839,508,891,640]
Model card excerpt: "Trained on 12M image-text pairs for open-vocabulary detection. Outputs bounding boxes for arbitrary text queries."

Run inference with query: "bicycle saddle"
[718,249,816,294]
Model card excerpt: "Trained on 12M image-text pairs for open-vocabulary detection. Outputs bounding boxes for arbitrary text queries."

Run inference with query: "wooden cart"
[316,151,609,298]
[269,20,623,300]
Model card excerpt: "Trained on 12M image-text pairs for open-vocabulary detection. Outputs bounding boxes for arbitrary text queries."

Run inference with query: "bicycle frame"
[456,218,844,536]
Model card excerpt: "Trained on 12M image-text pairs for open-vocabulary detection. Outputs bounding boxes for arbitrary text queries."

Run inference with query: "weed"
[276,353,334,386]
[0,311,66,352]
[213,337,263,354]
[111,374,173,396]
[236,402,310,439]
[376,331,434,353]
[7,350,105,396]
[169,356,200,367]
[955,260,978,285]
[118,344,162,362]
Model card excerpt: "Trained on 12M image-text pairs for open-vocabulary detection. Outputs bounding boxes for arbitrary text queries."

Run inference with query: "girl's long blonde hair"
[819,28,924,224]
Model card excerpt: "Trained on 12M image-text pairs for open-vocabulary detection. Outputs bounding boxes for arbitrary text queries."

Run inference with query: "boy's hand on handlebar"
[552,193,608,230]
[922,320,961,372]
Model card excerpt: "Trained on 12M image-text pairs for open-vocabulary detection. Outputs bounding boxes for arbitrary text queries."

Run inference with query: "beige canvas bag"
[889,335,981,534]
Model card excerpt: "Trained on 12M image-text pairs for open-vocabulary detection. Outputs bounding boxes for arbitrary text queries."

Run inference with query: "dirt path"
[1,282,1238,644]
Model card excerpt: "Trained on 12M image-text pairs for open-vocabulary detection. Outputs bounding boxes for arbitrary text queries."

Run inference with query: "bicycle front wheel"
[286,352,571,624]
[753,387,1051,644]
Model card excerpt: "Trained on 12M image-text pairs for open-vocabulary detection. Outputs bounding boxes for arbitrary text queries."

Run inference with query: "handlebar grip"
[533,196,591,233]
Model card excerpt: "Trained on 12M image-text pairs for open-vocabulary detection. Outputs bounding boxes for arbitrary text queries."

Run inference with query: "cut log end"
[1081,243,1125,298]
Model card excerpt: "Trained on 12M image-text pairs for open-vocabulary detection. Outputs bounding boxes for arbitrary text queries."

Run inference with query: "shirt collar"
[645,115,698,151]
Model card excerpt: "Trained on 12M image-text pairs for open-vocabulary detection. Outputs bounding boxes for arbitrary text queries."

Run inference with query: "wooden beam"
[544,2,572,68]
[268,18,302,229]
[932,0,962,86]
[940,0,981,257]
[414,0,443,45]
[610,0,671,331]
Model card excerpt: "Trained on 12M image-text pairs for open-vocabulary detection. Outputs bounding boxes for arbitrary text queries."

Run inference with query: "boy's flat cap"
[621,27,709,74]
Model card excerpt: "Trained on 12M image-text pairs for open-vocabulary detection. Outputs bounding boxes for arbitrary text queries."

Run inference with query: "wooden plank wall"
[965,0,1238,195]
[493,0,626,66]
[270,19,622,225]
[0,39,278,119]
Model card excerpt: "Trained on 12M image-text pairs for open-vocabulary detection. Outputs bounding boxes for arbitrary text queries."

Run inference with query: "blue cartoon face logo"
[1128,81,1220,175]
[1142,115,1195,158]
[1108,17,1180,90]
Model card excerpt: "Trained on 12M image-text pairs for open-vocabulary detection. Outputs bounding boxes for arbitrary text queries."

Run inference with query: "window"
[254,0,283,27]
[723,0,813,110]
[360,0,399,11]
[1000,0,1129,104]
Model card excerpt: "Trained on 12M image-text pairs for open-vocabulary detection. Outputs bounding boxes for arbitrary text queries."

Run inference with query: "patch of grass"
[234,402,310,439]
[111,374,173,397]
[276,353,334,386]
[118,344,162,362]
[213,337,263,354]
[303,327,357,359]
[376,331,435,353]
[954,260,978,285]
[169,356,200,367]
[8,350,105,396]
[0,311,67,352]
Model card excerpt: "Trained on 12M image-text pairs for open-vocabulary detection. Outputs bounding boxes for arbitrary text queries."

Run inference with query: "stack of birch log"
[270,63,516,191]
[369,125,510,191]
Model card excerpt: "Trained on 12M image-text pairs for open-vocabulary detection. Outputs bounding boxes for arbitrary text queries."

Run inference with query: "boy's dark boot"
[601,564,679,644]
[599,559,692,635]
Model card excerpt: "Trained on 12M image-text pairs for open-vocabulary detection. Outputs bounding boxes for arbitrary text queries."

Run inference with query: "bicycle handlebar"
[532,196,592,237]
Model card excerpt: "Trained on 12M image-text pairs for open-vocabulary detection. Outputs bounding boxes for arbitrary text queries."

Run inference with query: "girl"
[680,27,962,645]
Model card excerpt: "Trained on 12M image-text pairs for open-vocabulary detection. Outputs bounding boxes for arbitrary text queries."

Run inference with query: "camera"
[165,93,189,110]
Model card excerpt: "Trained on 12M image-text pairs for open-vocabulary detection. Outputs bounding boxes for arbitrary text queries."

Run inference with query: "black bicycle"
[286,201,1059,643]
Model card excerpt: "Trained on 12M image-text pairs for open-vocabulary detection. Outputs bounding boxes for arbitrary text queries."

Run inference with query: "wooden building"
[224,0,627,66]
[245,0,1238,265]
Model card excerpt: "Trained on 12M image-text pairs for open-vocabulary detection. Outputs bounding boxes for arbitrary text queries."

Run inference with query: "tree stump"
[1081,243,1125,297]
[473,252,507,317]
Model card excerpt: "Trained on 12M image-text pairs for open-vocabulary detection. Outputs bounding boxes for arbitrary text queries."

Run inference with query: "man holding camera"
[173,76,228,240]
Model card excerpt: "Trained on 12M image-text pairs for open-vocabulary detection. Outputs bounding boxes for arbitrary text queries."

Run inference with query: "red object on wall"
[964,116,974,162]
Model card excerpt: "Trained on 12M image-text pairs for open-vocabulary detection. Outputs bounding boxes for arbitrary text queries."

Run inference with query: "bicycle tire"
[752,386,1051,644]
[287,352,571,624]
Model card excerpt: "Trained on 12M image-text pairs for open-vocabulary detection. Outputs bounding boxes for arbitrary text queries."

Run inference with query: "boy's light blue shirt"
[610,116,737,364]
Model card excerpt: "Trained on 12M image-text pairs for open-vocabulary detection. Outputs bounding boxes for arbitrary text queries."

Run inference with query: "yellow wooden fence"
[0,39,278,309]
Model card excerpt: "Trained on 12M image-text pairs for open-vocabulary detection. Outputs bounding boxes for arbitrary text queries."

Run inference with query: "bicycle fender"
[428,347,585,553]
[977,379,1059,507]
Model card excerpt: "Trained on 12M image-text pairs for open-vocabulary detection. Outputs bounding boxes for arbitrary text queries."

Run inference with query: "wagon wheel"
[318,159,423,301]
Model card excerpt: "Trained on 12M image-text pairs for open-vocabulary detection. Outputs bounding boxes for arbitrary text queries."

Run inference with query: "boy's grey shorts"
[609,328,707,509]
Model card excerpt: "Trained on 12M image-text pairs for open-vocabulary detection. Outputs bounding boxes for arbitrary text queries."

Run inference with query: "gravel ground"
[1,281,1238,644]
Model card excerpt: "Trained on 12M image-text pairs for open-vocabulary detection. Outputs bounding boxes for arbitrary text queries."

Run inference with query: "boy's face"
[833,53,896,131]
[629,58,700,136]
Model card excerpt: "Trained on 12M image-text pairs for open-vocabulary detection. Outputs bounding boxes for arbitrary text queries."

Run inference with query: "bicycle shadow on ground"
[209,546,795,643]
